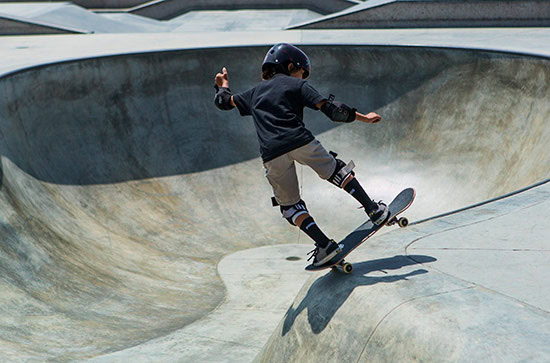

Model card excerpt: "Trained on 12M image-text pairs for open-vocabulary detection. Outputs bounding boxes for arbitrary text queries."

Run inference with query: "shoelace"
[358,200,386,211]
[307,247,319,262]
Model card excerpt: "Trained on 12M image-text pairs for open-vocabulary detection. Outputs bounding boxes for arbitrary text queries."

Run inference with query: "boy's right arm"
[214,67,236,109]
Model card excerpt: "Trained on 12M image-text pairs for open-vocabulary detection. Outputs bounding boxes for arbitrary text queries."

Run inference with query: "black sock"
[299,216,330,248]
[343,178,378,213]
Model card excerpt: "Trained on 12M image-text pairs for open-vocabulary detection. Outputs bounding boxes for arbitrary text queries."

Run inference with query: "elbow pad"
[320,95,356,123]
[214,85,234,110]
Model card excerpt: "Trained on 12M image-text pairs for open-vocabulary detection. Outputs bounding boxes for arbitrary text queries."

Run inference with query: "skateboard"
[305,188,416,274]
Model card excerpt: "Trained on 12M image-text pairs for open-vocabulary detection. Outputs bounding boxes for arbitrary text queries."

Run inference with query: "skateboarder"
[214,43,389,266]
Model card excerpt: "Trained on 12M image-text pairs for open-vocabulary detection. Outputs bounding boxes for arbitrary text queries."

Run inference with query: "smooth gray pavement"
[0,28,549,361]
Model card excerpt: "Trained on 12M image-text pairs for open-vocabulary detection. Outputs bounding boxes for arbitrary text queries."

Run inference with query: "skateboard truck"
[332,260,354,274]
[387,215,409,228]
[356,207,410,228]
[330,216,408,275]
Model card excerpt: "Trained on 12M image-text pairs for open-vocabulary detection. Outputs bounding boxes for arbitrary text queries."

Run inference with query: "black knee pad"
[280,200,309,226]
[327,153,356,188]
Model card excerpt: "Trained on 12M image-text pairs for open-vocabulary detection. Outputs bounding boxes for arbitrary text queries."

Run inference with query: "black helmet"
[262,43,311,79]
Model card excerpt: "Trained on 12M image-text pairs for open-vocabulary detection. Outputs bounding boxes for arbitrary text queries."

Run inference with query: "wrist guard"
[320,94,356,123]
[214,85,234,110]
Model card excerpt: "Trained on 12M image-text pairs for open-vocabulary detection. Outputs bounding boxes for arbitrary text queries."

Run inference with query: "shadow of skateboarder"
[282,254,437,335]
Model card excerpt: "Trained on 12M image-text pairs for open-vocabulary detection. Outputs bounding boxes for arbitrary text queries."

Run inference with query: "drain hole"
[286,256,301,261]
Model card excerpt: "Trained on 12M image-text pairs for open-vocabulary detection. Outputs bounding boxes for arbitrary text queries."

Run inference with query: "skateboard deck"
[305,188,416,273]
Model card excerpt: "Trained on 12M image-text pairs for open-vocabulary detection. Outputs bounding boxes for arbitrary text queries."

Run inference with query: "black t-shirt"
[233,74,325,162]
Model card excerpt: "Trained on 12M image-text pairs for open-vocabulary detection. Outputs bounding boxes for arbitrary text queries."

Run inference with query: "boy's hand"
[215,67,230,88]
[365,112,381,123]
[355,111,382,124]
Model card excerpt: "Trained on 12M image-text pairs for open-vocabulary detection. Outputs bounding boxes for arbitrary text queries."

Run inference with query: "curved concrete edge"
[2,28,550,77]
[89,244,313,361]
[411,178,550,225]
[255,183,550,362]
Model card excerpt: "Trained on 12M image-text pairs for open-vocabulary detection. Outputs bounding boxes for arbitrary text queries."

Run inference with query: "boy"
[214,43,389,266]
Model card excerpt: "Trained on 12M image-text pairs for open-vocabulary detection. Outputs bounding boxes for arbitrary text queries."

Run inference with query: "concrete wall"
[0,15,79,35]
[292,0,550,29]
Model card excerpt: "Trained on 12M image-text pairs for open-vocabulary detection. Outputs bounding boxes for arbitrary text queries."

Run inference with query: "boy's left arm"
[355,111,381,124]
[315,99,381,124]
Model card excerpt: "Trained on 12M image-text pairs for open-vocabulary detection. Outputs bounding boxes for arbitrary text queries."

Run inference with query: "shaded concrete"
[74,0,358,15]
[290,0,550,29]
[0,3,167,34]
[0,12,83,35]
[0,30,549,360]
[74,0,150,8]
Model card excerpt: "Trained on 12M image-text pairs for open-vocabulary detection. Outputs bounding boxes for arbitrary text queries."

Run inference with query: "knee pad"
[279,200,309,226]
[327,151,355,188]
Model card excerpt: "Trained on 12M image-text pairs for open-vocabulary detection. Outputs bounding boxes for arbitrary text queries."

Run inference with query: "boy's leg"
[340,174,378,212]
[341,175,389,224]
[290,140,388,224]
[264,154,333,248]
[280,200,341,265]
[280,200,330,248]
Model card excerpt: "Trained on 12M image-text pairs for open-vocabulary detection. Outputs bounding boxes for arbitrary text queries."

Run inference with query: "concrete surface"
[0,3,324,34]
[0,3,168,34]
[169,10,321,33]
[290,0,550,29]
[89,244,313,362]
[0,28,549,361]
[73,0,359,15]
[256,182,550,362]
[0,12,80,35]
[121,0,359,20]
[73,0,151,8]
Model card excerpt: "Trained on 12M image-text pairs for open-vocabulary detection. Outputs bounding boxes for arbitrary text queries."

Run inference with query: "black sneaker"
[308,240,342,267]
[368,201,390,226]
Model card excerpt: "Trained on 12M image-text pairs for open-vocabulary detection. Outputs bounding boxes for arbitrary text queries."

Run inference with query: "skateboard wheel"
[387,217,397,226]
[342,262,353,274]
[398,217,409,228]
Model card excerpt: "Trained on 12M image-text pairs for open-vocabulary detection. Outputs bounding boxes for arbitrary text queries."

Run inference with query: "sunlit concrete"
[0,29,549,360]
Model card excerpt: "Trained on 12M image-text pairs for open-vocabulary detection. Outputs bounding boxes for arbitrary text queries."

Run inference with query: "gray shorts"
[264,139,337,206]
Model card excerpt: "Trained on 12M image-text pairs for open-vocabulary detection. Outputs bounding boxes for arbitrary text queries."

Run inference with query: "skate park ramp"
[0,2,171,34]
[0,45,549,360]
[0,3,323,34]
[288,0,550,29]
